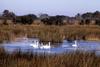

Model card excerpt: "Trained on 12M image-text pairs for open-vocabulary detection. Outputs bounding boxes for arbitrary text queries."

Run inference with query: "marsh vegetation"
[0,10,100,67]
[0,25,100,43]
[0,48,100,67]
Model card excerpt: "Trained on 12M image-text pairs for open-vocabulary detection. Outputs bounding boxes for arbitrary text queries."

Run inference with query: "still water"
[0,38,100,55]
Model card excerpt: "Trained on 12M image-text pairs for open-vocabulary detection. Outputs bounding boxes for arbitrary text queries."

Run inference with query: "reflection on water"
[0,38,100,55]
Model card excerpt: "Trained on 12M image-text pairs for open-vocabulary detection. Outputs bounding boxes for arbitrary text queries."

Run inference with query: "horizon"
[0,10,100,17]
[0,0,100,16]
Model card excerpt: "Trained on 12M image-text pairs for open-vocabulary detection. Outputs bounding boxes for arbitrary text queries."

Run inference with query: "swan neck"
[49,42,50,46]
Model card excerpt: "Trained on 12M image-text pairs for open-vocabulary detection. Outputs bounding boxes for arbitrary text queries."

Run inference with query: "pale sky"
[0,0,100,16]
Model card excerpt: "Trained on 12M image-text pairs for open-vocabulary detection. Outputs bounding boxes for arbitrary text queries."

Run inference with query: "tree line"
[0,10,100,25]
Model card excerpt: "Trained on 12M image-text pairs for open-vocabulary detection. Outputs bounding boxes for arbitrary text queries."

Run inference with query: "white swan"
[30,40,39,49]
[72,40,78,48]
[40,42,51,49]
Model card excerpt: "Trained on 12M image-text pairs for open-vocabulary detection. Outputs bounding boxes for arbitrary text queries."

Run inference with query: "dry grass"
[0,24,100,43]
[0,48,100,67]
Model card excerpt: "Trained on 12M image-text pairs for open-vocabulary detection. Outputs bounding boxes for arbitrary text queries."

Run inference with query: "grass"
[0,24,100,43]
[0,24,100,67]
[0,48,100,67]
[0,23,100,67]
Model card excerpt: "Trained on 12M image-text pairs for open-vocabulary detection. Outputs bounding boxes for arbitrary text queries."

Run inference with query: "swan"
[30,40,39,49]
[72,40,78,48]
[40,42,51,49]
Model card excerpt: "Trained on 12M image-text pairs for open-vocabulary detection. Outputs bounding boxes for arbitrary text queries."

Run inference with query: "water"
[0,38,100,55]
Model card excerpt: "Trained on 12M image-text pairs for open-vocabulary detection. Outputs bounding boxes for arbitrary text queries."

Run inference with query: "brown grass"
[0,48,100,67]
[0,24,100,43]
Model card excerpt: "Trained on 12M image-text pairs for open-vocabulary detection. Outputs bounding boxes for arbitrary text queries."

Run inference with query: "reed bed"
[0,24,100,43]
[0,48,100,67]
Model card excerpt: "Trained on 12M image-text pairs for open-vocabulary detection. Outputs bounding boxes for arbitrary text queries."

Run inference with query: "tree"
[93,11,100,19]
[75,13,82,20]
[39,13,49,19]
[15,14,37,24]
[81,12,93,19]
[27,14,37,20]
[2,10,9,17]
[41,15,66,25]
[2,10,16,20]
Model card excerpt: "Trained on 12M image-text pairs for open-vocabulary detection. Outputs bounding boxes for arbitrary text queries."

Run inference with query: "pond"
[0,38,100,55]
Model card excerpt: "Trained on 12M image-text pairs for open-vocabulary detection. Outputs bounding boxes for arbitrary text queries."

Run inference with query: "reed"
[0,25,100,43]
[0,48,100,67]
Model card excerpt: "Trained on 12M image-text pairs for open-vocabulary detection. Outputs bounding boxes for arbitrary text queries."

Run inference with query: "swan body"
[40,42,51,49]
[30,43,39,48]
[30,41,51,49]
[30,40,39,49]
[72,40,78,48]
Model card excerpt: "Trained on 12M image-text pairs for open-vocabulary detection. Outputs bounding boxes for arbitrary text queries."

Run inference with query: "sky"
[0,0,100,16]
